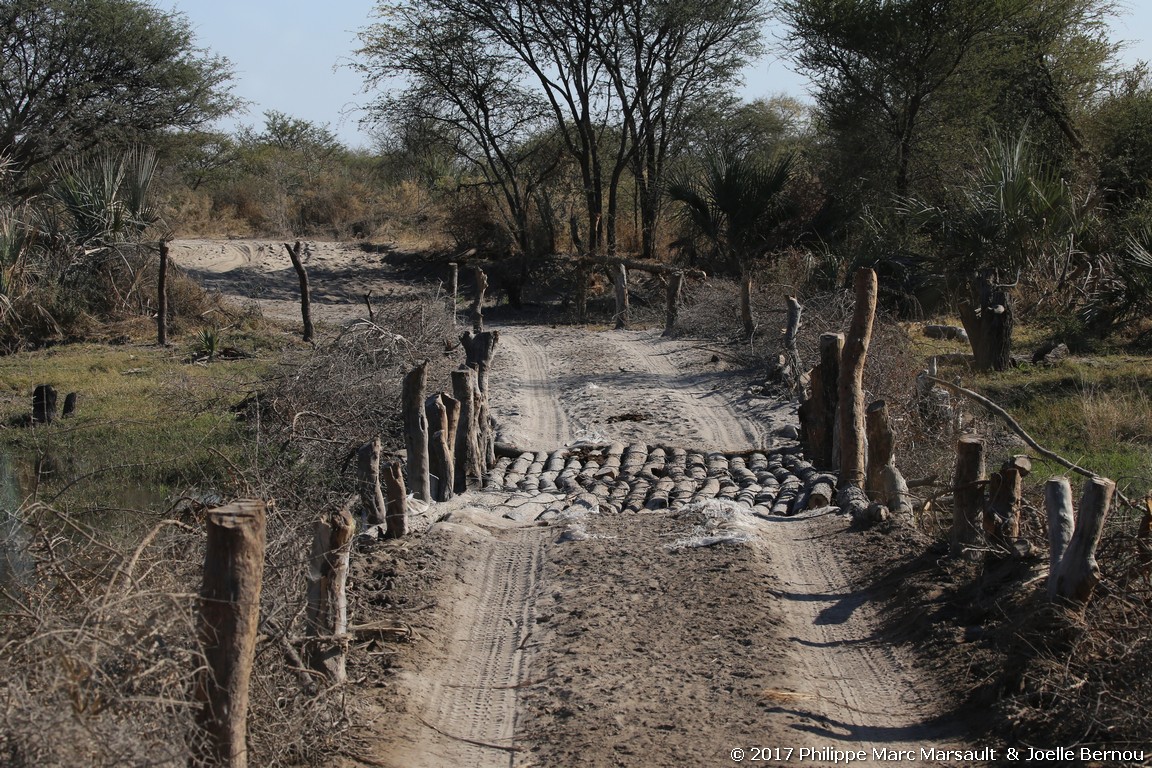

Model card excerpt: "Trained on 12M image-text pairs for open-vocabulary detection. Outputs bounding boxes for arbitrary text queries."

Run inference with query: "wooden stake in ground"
[799,332,843,470]
[865,399,894,499]
[449,262,458,319]
[32,384,57,425]
[985,455,1031,554]
[306,502,355,684]
[837,268,877,488]
[382,460,408,538]
[426,393,459,501]
[740,271,755,339]
[192,500,265,768]
[1045,477,1075,602]
[403,360,430,502]
[613,262,629,329]
[663,270,683,337]
[471,266,488,333]
[157,239,169,346]
[356,438,386,526]
[780,295,803,391]
[1053,476,1115,606]
[284,241,313,343]
[950,436,985,560]
[461,330,500,394]
[451,368,484,492]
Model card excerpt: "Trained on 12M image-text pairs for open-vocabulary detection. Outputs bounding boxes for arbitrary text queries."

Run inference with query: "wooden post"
[575,261,589,323]
[950,436,985,560]
[403,361,430,502]
[449,262,459,317]
[157,240,169,346]
[426,393,458,502]
[193,500,265,768]
[801,333,843,470]
[62,392,77,418]
[32,384,57,424]
[781,295,803,390]
[663,270,683,337]
[985,455,1031,554]
[865,400,894,500]
[356,438,386,526]
[460,330,500,394]
[382,460,408,539]
[837,268,877,488]
[740,270,755,339]
[613,262,629,330]
[1045,477,1075,601]
[471,266,488,333]
[285,241,313,343]
[451,368,484,492]
[306,502,355,684]
[1053,476,1115,606]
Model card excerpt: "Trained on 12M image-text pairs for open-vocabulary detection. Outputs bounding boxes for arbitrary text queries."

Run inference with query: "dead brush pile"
[0,295,458,766]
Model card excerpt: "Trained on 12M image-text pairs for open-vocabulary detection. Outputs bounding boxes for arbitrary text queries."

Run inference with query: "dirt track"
[172,240,980,767]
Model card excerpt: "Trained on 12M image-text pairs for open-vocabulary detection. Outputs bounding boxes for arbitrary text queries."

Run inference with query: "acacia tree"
[0,0,237,196]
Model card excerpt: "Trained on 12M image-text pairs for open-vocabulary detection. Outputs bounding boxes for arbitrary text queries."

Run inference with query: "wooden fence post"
[663,270,683,337]
[1045,477,1075,601]
[837,268,877,488]
[740,271,755,339]
[451,368,484,492]
[449,262,459,319]
[426,393,459,501]
[780,295,804,390]
[306,502,355,684]
[950,436,985,560]
[284,241,313,343]
[157,239,169,346]
[800,333,843,470]
[1053,476,1115,606]
[575,261,589,323]
[460,330,500,394]
[865,400,894,499]
[193,500,265,768]
[403,361,430,502]
[985,455,1031,554]
[356,438,386,526]
[613,262,629,329]
[382,460,408,538]
[471,266,487,333]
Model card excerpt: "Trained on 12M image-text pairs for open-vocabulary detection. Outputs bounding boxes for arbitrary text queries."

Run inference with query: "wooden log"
[749,452,769,473]
[838,268,877,488]
[663,270,684,337]
[449,262,459,315]
[696,477,721,501]
[802,333,843,470]
[646,476,675,509]
[808,479,835,509]
[504,451,534,489]
[718,479,739,501]
[403,361,430,502]
[577,457,601,489]
[622,443,648,475]
[596,443,625,480]
[284,241,313,343]
[880,465,913,521]
[1053,476,1115,606]
[641,447,666,480]
[1045,477,1075,602]
[865,400,894,500]
[754,485,778,507]
[773,479,803,516]
[950,436,985,560]
[736,484,759,506]
[545,449,568,473]
[460,330,500,394]
[306,501,355,684]
[672,478,697,506]
[665,446,687,478]
[157,240,169,346]
[706,452,729,478]
[471,266,488,333]
[382,460,408,539]
[613,262,629,330]
[193,500,265,768]
[356,438,387,526]
[425,393,457,501]
[608,479,631,509]
[451,368,484,492]
[32,384,57,424]
[835,485,871,518]
[985,455,1031,553]
[624,479,650,512]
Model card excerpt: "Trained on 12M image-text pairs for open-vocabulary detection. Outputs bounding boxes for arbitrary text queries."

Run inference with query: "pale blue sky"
[162,1,1152,150]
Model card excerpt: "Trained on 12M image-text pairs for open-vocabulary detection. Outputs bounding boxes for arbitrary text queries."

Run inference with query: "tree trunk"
[1045,477,1075,602]
[284,241,313,343]
[865,399,894,500]
[950,436,985,560]
[402,361,430,502]
[613,262,629,329]
[382,460,408,539]
[192,500,265,768]
[663,270,683,337]
[460,330,500,394]
[451,368,484,492]
[740,270,754,339]
[800,333,843,470]
[471,266,487,333]
[837,268,877,488]
[356,438,386,526]
[959,270,1013,372]
[985,455,1031,554]
[425,393,458,502]
[781,295,803,390]
[306,502,355,684]
[1053,476,1115,606]
[157,240,169,346]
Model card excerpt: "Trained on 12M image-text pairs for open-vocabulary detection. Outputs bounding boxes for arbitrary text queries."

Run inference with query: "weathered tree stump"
[451,368,484,492]
[950,436,986,560]
[193,500,265,768]
[837,268,877,488]
[865,400,894,499]
[306,501,355,684]
[32,384,57,425]
[800,333,843,470]
[663,270,684,337]
[959,269,1014,372]
[613,263,629,329]
[471,266,488,333]
[425,393,459,501]
[284,241,313,343]
[356,438,387,526]
[403,361,430,502]
[157,239,169,346]
[461,330,500,393]
[382,460,408,539]
[1045,477,1075,602]
[1053,476,1115,606]
[985,455,1031,554]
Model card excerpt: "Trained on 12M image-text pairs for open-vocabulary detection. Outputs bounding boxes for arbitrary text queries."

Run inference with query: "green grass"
[0,340,272,514]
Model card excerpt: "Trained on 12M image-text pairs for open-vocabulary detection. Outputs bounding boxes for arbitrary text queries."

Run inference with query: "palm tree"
[667,149,796,338]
